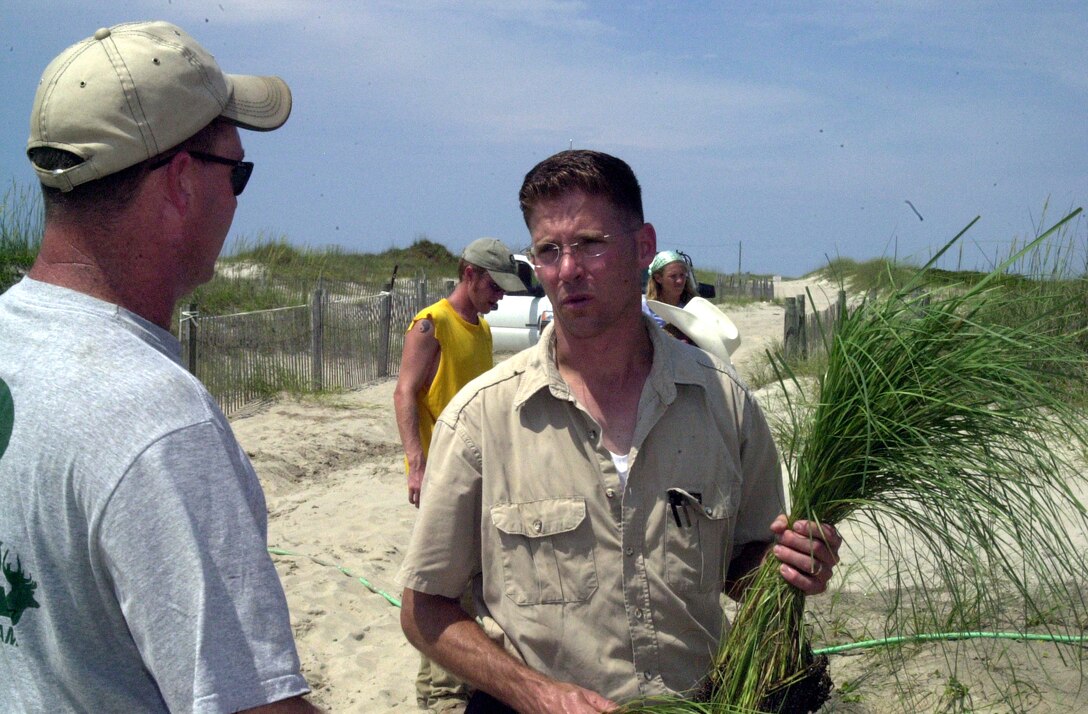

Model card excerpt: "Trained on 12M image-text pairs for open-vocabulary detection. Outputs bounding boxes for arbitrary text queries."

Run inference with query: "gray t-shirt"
[0,278,308,712]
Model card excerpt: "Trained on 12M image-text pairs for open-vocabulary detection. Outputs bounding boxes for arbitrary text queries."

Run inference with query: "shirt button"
[605,488,616,499]
[533,520,543,533]
[635,608,644,620]
[625,546,634,556]
[643,671,654,681]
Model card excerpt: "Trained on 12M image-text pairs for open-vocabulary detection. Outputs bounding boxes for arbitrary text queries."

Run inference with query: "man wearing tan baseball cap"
[0,21,319,713]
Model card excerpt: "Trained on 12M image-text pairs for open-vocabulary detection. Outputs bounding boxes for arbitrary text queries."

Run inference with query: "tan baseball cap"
[27,20,292,192]
[462,238,526,292]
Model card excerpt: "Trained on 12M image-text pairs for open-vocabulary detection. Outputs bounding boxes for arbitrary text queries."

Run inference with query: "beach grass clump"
[819,256,917,295]
[224,232,461,286]
[0,182,43,293]
[622,209,1088,713]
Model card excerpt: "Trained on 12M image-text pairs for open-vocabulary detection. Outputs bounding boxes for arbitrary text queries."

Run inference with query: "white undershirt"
[610,450,630,491]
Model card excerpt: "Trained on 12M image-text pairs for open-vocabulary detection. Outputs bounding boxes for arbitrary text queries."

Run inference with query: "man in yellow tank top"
[393,237,524,713]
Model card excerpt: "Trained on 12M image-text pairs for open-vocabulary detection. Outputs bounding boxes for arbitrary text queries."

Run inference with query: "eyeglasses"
[148,150,254,196]
[526,226,642,267]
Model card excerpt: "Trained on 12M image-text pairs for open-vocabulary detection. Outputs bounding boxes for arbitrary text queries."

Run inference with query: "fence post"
[798,293,808,360]
[416,274,427,314]
[311,287,325,391]
[784,296,799,358]
[378,283,394,378]
[183,302,198,375]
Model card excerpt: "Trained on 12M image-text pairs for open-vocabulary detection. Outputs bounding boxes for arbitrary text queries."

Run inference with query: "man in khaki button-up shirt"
[399,150,842,714]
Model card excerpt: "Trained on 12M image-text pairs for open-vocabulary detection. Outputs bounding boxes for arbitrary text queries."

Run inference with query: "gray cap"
[28,20,292,191]
[462,238,525,292]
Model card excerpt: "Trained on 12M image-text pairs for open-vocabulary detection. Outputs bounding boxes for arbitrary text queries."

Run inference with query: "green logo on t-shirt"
[0,377,12,461]
[0,544,38,646]
[0,383,34,646]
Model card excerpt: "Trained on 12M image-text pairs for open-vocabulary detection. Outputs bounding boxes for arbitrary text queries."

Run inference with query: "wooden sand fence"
[782,289,849,360]
[180,275,452,415]
[716,274,775,301]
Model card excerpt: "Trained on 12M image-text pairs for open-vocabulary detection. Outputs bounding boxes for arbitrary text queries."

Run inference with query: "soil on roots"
[757,653,832,714]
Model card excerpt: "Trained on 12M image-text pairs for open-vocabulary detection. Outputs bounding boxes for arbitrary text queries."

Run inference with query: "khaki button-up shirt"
[397,318,784,702]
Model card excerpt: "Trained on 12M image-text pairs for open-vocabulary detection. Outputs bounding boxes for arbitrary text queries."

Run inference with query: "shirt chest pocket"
[664,487,737,594]
[490,497,598,605]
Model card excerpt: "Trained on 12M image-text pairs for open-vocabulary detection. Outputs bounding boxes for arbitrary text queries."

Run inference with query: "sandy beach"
[231,281,1088,712]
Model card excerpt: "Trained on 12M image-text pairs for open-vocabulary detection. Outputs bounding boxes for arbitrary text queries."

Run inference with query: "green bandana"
[649,250,685,274]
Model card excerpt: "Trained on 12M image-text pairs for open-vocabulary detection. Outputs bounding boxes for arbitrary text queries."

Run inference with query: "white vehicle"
[488,254,552,353]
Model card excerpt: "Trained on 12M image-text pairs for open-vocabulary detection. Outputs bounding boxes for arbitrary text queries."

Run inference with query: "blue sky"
[2,1,1085,277]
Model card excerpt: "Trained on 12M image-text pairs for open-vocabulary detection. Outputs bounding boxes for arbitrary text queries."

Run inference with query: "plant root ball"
[758,653,832,714]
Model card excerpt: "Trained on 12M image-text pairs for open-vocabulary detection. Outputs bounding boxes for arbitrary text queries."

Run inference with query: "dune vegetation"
[0,182,42,293]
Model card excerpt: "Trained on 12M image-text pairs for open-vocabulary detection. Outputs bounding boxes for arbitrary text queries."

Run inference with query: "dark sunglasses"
[148,150,254,196]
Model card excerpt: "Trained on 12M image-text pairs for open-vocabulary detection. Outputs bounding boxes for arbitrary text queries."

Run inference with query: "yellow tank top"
[409,298,493,460]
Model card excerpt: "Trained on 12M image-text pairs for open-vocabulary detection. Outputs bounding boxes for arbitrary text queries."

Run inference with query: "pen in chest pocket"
[667,489,702,527]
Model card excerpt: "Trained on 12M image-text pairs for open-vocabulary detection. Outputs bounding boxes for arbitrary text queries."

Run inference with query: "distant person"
[646,249,697,308]
[398,149,840,712]
[645,249,699,342]
[393,237,524,713]
[394,238,525,508]
[0,21,319,712]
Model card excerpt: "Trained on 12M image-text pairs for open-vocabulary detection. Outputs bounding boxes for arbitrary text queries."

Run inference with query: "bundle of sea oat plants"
[624,210,1088,713]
